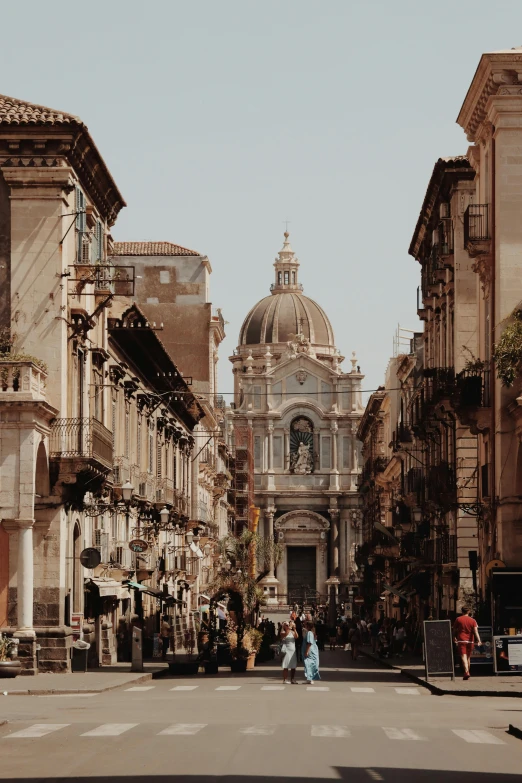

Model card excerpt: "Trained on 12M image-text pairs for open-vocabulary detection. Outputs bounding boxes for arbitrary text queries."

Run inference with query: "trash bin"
[71,639,90,672]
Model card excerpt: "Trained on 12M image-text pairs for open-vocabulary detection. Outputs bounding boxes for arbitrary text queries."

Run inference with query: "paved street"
[1,652,521,782]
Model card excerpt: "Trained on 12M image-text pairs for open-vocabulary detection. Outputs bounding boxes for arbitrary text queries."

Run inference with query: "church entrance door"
[287,546,316,606]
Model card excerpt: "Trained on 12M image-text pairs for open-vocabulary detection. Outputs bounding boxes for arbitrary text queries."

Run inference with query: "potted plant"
[0,633,22,678]
[226,623,262,672]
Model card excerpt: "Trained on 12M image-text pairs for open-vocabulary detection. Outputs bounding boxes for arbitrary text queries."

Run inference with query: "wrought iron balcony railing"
[50,417,113,471]
[464,204,490,245]
[456,368,491,409]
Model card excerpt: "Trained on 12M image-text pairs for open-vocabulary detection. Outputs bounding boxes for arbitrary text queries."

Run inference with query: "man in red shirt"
[453,607,482,680]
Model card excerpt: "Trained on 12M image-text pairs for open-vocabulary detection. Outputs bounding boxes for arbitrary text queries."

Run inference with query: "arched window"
[291,271,296,284]
[284,271,289,284]
[278,272,282,285]
[290,416,314,474]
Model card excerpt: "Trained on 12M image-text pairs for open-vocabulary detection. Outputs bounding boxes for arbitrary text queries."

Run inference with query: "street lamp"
[185,530,194,545]
[159,506,170,528]
[121,481,134,505]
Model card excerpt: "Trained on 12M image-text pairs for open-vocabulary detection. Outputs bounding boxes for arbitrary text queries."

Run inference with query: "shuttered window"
[75,187,87,263]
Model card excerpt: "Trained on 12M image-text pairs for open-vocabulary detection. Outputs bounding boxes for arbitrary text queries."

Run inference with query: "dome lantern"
[271,231,301,294]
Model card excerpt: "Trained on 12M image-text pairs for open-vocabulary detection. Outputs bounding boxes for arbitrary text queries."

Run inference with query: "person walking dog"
[453,606,482,680]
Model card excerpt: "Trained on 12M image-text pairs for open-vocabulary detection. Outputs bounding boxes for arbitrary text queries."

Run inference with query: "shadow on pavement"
[1,772,519,782]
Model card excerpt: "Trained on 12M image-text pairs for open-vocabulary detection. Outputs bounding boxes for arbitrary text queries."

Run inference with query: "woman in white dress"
[280,620,299,684]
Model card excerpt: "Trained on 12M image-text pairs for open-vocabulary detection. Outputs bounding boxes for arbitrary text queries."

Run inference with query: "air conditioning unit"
[93,530,109,564]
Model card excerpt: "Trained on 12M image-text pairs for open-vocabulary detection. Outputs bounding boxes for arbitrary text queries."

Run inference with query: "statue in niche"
[290,416,314,474]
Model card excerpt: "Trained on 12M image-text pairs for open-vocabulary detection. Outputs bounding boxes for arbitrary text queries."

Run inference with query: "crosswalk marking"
[37,693,97,698]
[307,686,329,691]
[382,727,425,741]
[240,725,277,735]
[452,729,505,745]
[261,685,286,691]
[311,725,350,737]
[81,724,138,737]
[394,688,420,695]
[170,685,199,691]
[215,686,241,691]
[125,686,155,692]
[158,724,207,736]
[5,724,69,739]
[351,687,375,693]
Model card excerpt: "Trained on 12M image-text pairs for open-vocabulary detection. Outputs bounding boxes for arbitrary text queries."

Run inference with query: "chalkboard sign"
[424,620,455,681]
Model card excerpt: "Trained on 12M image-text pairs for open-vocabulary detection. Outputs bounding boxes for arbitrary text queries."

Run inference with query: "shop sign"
[129,539,149,553]
[71,612,83,642]
[494,636,522,673]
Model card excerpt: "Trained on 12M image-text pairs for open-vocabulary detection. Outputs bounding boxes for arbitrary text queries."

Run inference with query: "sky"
[2,1,521,399]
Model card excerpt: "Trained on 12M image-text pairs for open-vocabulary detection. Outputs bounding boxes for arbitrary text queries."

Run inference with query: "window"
[124,406,130,459]
[321,436,331,469]
[148,427,154,473]
[75,187,87,264]
[137,418,142,467]
[111,399,117,447]
[93,220,103,263]
[173,448,177,489]
[254,436,262,469]
[321,381,332,408]
[291,271,295,284]
[273,435,283,469]
[93,369,103,422]
[278,272,282,285]
[157,440,162,478]
[342,436,351,469]
[284,271,289,284]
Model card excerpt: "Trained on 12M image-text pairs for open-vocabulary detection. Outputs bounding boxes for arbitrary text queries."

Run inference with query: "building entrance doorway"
[287,546,316,605]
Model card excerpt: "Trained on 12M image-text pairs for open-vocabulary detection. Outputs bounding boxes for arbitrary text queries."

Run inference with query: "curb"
[1,670,157,696]
[362,650,522,698]
[508,723,522,741]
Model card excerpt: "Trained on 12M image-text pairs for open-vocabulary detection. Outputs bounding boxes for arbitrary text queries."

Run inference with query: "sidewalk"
[0,661,167,695]
[362,647,522,698]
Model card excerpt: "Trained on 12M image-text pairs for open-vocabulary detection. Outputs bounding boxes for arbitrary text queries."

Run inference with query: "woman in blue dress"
[302,621,320,683]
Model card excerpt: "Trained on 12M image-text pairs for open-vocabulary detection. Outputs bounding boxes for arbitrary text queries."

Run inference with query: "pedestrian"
[348,622,362,661]
[160,615,171,661]
[280,620,299,684]
[295,614,303,661]
[328,623,337,651]
[453,606,482,680]
[303,621,321,684]
[393,622,406,657]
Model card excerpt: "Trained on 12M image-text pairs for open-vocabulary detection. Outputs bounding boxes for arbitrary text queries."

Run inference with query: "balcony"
[0,360,47,400]
[425,534,457,565]
[50,417,113,484]
[464,204,491,257]
[427,462,456,507]
[424,367,456,406]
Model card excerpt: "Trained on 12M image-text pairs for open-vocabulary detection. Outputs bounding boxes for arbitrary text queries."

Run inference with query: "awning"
[374,521,397,542]
[125,581,164,600]
[87,578,122,598]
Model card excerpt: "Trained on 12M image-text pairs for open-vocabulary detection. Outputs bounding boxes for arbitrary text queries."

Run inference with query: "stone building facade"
[230,233,363,605]
[0,94,230,672]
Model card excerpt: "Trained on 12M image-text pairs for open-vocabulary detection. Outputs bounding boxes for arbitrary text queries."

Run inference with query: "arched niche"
[35,440,50,498]
[289,416,314,474]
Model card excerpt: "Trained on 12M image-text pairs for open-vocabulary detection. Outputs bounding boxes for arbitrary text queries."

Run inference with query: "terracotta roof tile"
[113,241,199,257]
[0,93,81,126]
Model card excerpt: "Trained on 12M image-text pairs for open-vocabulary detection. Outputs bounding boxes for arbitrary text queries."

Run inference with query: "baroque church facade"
[230,234,364,604]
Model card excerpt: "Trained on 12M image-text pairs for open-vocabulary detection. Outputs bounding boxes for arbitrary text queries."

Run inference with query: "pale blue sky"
[2,1,521,396]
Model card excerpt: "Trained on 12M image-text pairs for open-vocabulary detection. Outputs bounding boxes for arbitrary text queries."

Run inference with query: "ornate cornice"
[275,509,329,531]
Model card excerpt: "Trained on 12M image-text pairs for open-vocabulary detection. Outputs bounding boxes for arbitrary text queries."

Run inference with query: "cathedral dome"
[238,233,335,348]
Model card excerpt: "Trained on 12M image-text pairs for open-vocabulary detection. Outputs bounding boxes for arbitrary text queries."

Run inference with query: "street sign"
[129,539,149,553]
[79,548,101,569]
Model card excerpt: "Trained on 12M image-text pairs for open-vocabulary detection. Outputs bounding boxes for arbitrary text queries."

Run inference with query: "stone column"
[283,429,290,471]
[330,421,339,491]
[328,508,340,580]
[17,520,35,632]
[265,508,275,578]
[267,423,274,472]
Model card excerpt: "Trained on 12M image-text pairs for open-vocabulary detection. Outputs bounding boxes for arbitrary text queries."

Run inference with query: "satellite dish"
[80,547,101,569]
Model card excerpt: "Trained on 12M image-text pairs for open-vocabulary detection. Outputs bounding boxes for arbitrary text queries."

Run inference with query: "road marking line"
[38,694,97,698]
[158,723,207,736]
[215,686,241,691]
[6,724,69,739]
[382,727,426,741]
[306,686,329,691]
[452,729,505,745]
[240,725,277,735]
[261,686,285,691]
[366,770,384,781]
[81,723,138,737]
[124,686,155,692]
[351,687,375,693]
[311,725,351,737]
[170,685,199,691]
[394,688,420,695]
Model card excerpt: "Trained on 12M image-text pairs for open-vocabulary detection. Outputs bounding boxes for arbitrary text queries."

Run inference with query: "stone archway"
[35,440,49,498]
[274,511,329,602]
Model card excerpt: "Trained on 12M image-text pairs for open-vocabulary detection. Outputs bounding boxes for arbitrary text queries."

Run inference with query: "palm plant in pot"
[226,623,263,672]
[0,633,22,678]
